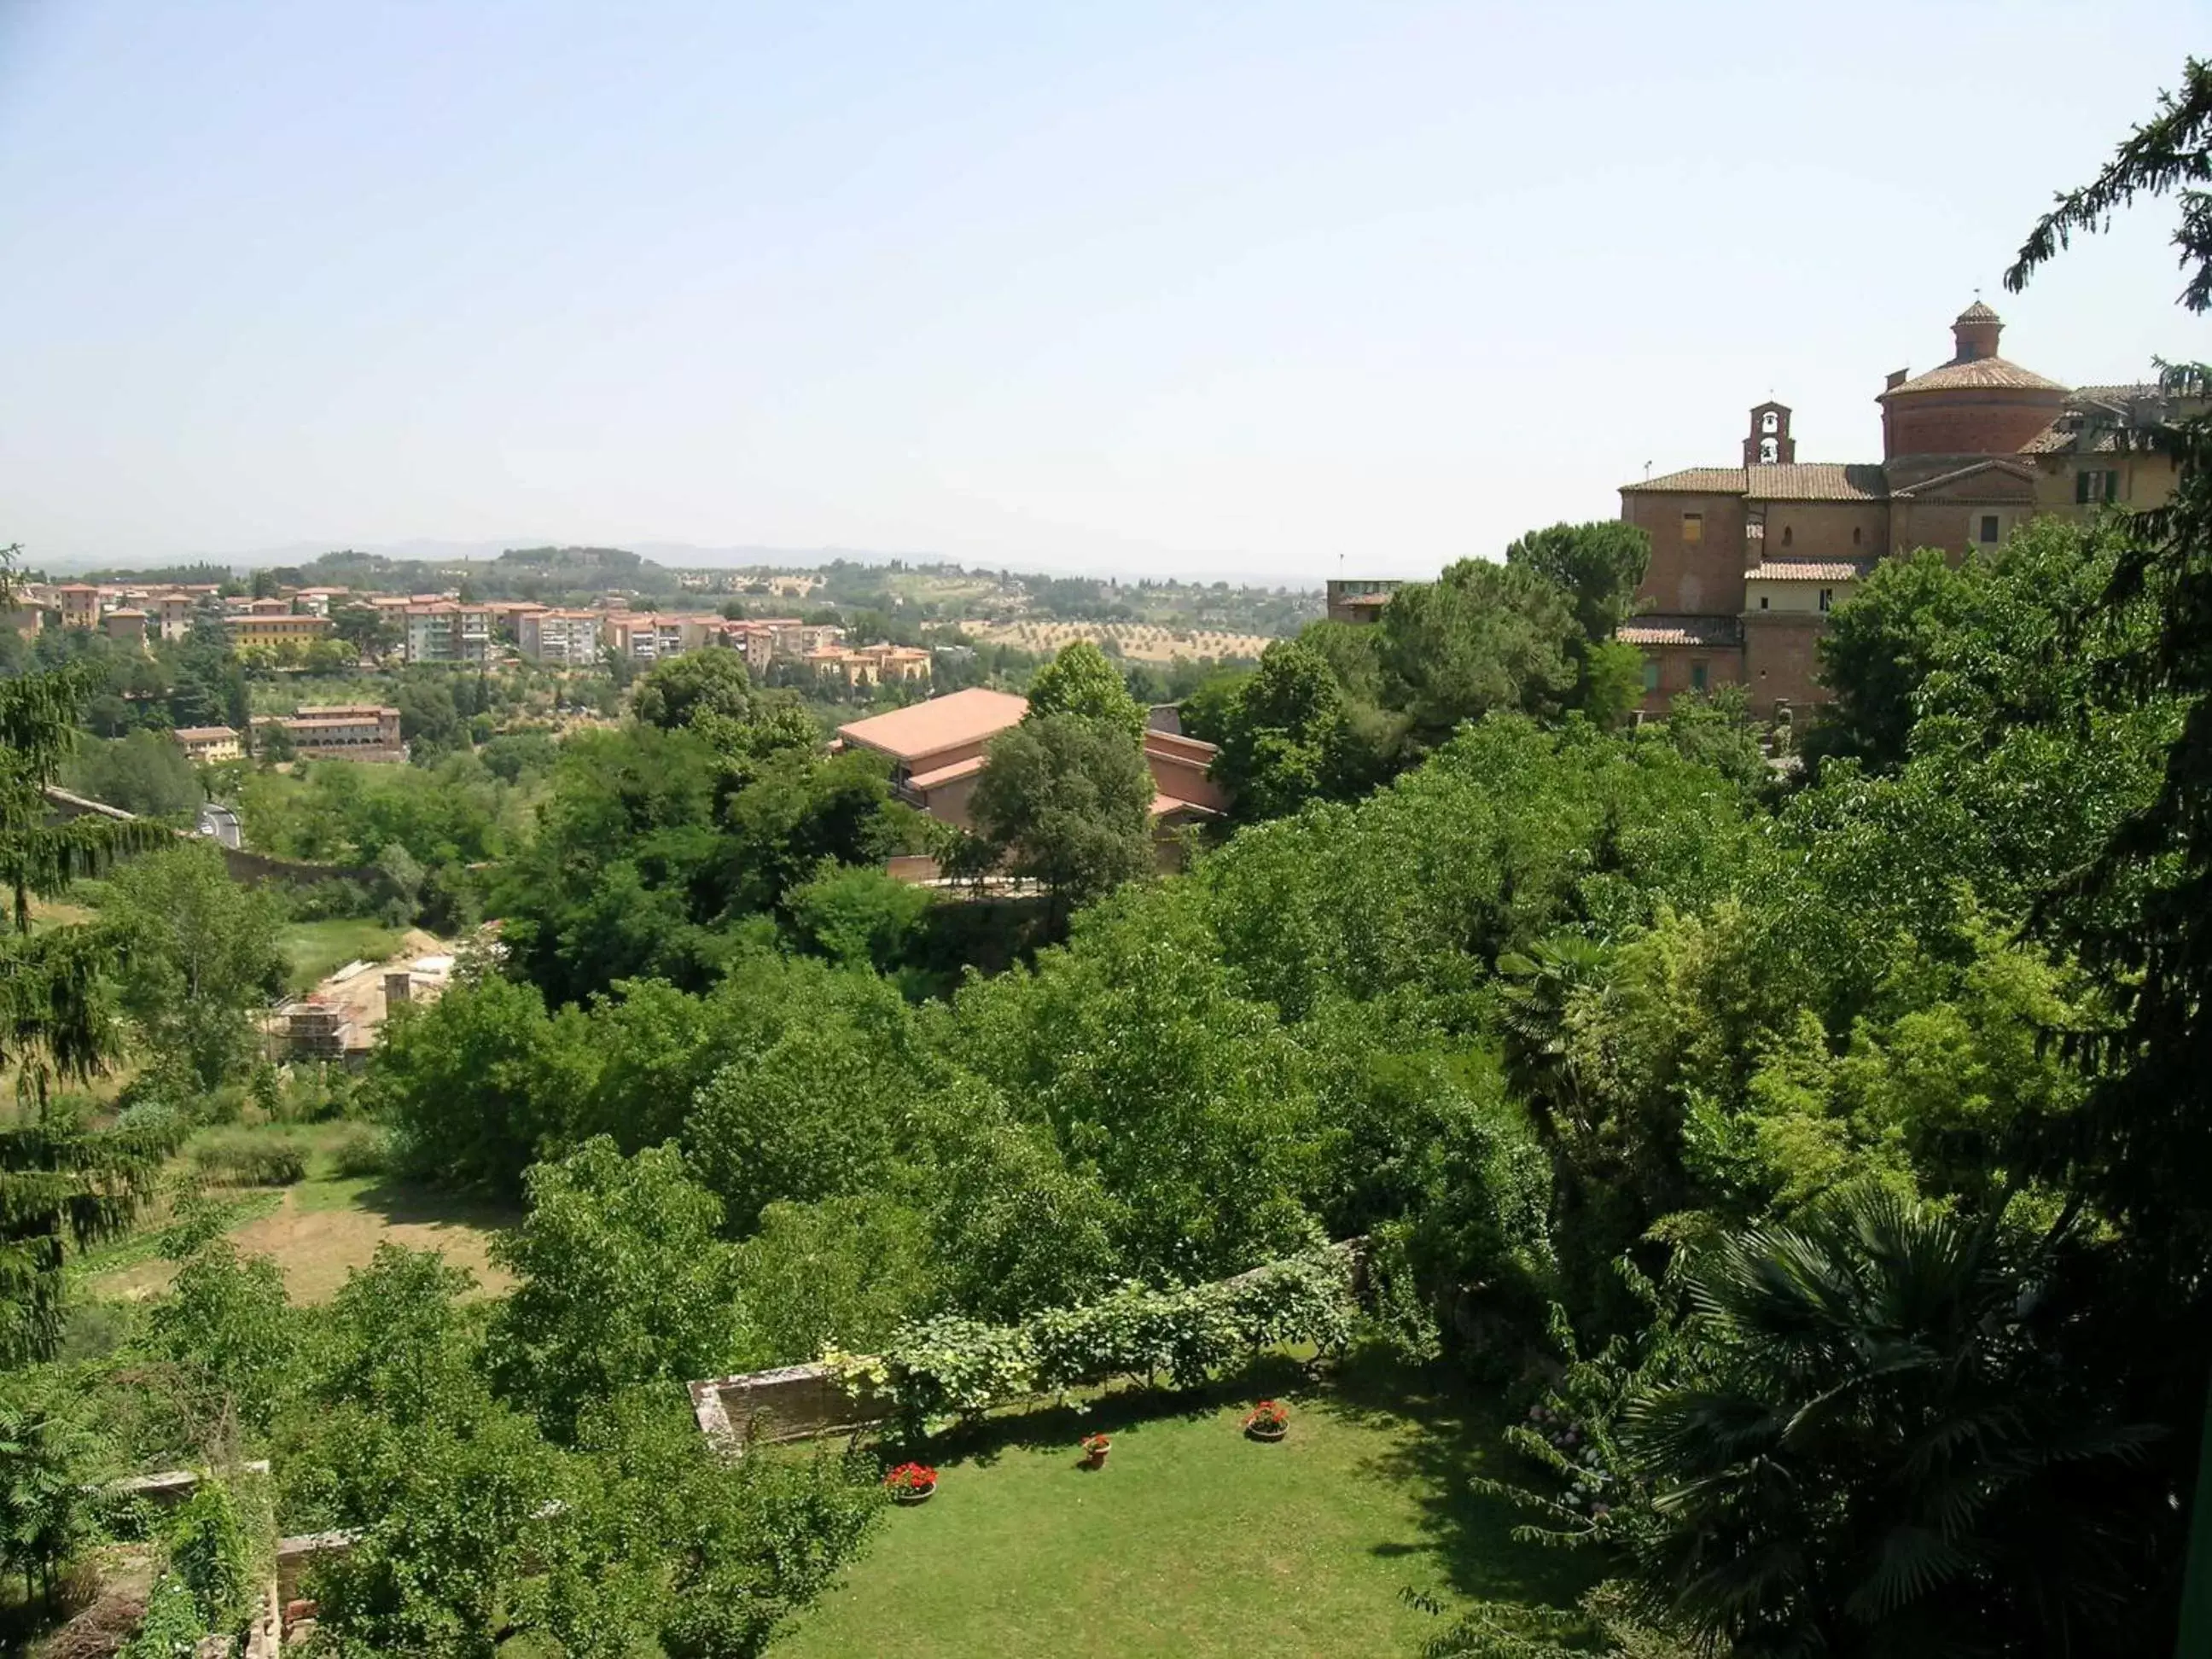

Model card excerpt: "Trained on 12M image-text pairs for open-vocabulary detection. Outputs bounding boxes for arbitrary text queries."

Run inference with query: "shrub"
[326,1123,393,1179]
[119,1572,204,1657]
[189,1132,306,1187]
[168,1480,253,1633]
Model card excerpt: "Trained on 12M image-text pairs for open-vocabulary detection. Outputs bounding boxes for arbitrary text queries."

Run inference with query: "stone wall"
[690,1361,886,1451]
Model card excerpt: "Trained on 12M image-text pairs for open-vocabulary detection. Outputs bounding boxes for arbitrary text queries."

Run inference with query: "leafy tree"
[1802,549,1985,775]
[1379,559,1580,747]
[67,730,203,817]
[1618,1191,2161,1657]
[684,1026,904,1235]
[489,1138,752,1439]
[146,1229,295,1439]
[1023,638,1146,742]
[1504,520,1652,646]
[632,645,757,730]
[1208,639,1383,820]
[736,1193,940,1362]
[1650,684,1769,792]
[1576,638,1647,731]
[923,1111,1122,1323]
[969,712,1155,917]
[363,975,569,1196]
[106,842,287,1091]
[785,860,934,973]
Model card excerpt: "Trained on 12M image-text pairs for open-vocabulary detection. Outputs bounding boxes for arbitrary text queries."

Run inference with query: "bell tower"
[1743,401,1795,467]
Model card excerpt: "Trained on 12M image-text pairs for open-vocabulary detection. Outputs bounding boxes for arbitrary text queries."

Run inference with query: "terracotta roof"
[1956,300,2001,324]
[172,725,237,741]
[1625,463,1886,501]
[909,754,988,791]
[1748,463,1888,502]
[1881,356,2069,397]
[1888,458,2036,498]
[1150,791,1221,818]
[1623,466,1749,494]
[1617,614,1742,648]
[1747,562,1873,582]
[837,688,1028,763]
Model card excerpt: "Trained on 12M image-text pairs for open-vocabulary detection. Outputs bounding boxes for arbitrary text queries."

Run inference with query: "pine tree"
[0,545,175,1366]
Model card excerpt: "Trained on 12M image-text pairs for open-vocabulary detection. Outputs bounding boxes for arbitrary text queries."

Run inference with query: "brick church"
[1617,301,2195,720]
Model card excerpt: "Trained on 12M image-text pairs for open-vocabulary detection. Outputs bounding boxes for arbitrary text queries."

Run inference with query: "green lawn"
[279,917,405,992]
[782,1351,1598,1659]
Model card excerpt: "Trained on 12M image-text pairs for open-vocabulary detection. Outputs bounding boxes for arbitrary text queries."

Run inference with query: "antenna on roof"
[1644,461,1653,479]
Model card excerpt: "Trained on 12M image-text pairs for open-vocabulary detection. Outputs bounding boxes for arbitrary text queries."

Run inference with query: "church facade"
[1617,302,2195,721]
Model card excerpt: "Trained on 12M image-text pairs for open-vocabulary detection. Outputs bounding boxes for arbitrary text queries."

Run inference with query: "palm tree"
[1619,1190,2161,1658]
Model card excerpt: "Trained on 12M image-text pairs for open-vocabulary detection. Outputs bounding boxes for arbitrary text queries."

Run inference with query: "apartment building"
[402,601,493,664]
[517,608,604,665]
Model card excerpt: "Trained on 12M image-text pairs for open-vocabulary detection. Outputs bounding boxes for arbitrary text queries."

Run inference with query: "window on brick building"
[1759,595,1769,609]
[1761,410,1778,434]
[1681,512,1703,544]
[1818,588,1834,613]
[1781,525,1793,547]
[1641,659,1659,692]
[1691,662,1708,692]
[1853,526,1863,546]
[1759,437,1778,463]
[1978,515,2001,544]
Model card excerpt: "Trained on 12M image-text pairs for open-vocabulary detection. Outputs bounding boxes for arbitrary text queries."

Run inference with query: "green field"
[782,1351,1597,1659]
[278,917,406,992]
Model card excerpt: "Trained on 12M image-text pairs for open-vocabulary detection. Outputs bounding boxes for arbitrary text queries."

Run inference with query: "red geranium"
[883,1461,937,1492]
[1243,1400,1290,1431]
[1080,1432,1112,1455]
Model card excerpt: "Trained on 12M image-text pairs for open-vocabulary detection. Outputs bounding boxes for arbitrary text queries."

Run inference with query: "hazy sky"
[3,3,2205,581]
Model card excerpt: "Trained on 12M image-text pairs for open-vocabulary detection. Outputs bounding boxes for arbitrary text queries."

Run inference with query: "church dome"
[1880,301,2068,461]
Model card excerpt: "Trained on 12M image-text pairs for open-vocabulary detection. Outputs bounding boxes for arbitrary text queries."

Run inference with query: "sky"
[2,2,2206,583]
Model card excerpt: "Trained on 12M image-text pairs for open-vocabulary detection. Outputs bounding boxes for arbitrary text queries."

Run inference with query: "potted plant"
[1080,1432,1112,1469]
[883,1461,938,1505]
[1243,1400,1290,1442]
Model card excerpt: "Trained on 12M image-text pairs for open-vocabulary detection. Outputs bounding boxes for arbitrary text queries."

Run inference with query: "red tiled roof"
[1881,356,2069,397]
[1747,562,1872,582]
[1624,463,1886,501]
[172,725,237,741]
[1617,615,1742,648]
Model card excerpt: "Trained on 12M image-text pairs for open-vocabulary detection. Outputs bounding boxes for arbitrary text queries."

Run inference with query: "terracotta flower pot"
[1246,1420,1289,1442]
[1083,1446,1111,1469]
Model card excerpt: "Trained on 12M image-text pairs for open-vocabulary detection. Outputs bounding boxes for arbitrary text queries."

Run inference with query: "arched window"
[1761,410,1779,434]
[1853,526,1863,547]
[1759,437,1778,463]
[1781,525,1793,547]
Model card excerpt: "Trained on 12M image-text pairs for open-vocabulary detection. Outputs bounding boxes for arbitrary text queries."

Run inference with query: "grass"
[782,1349,1599,1659]
[77,1121,518,1304]
[279,917,406,992]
